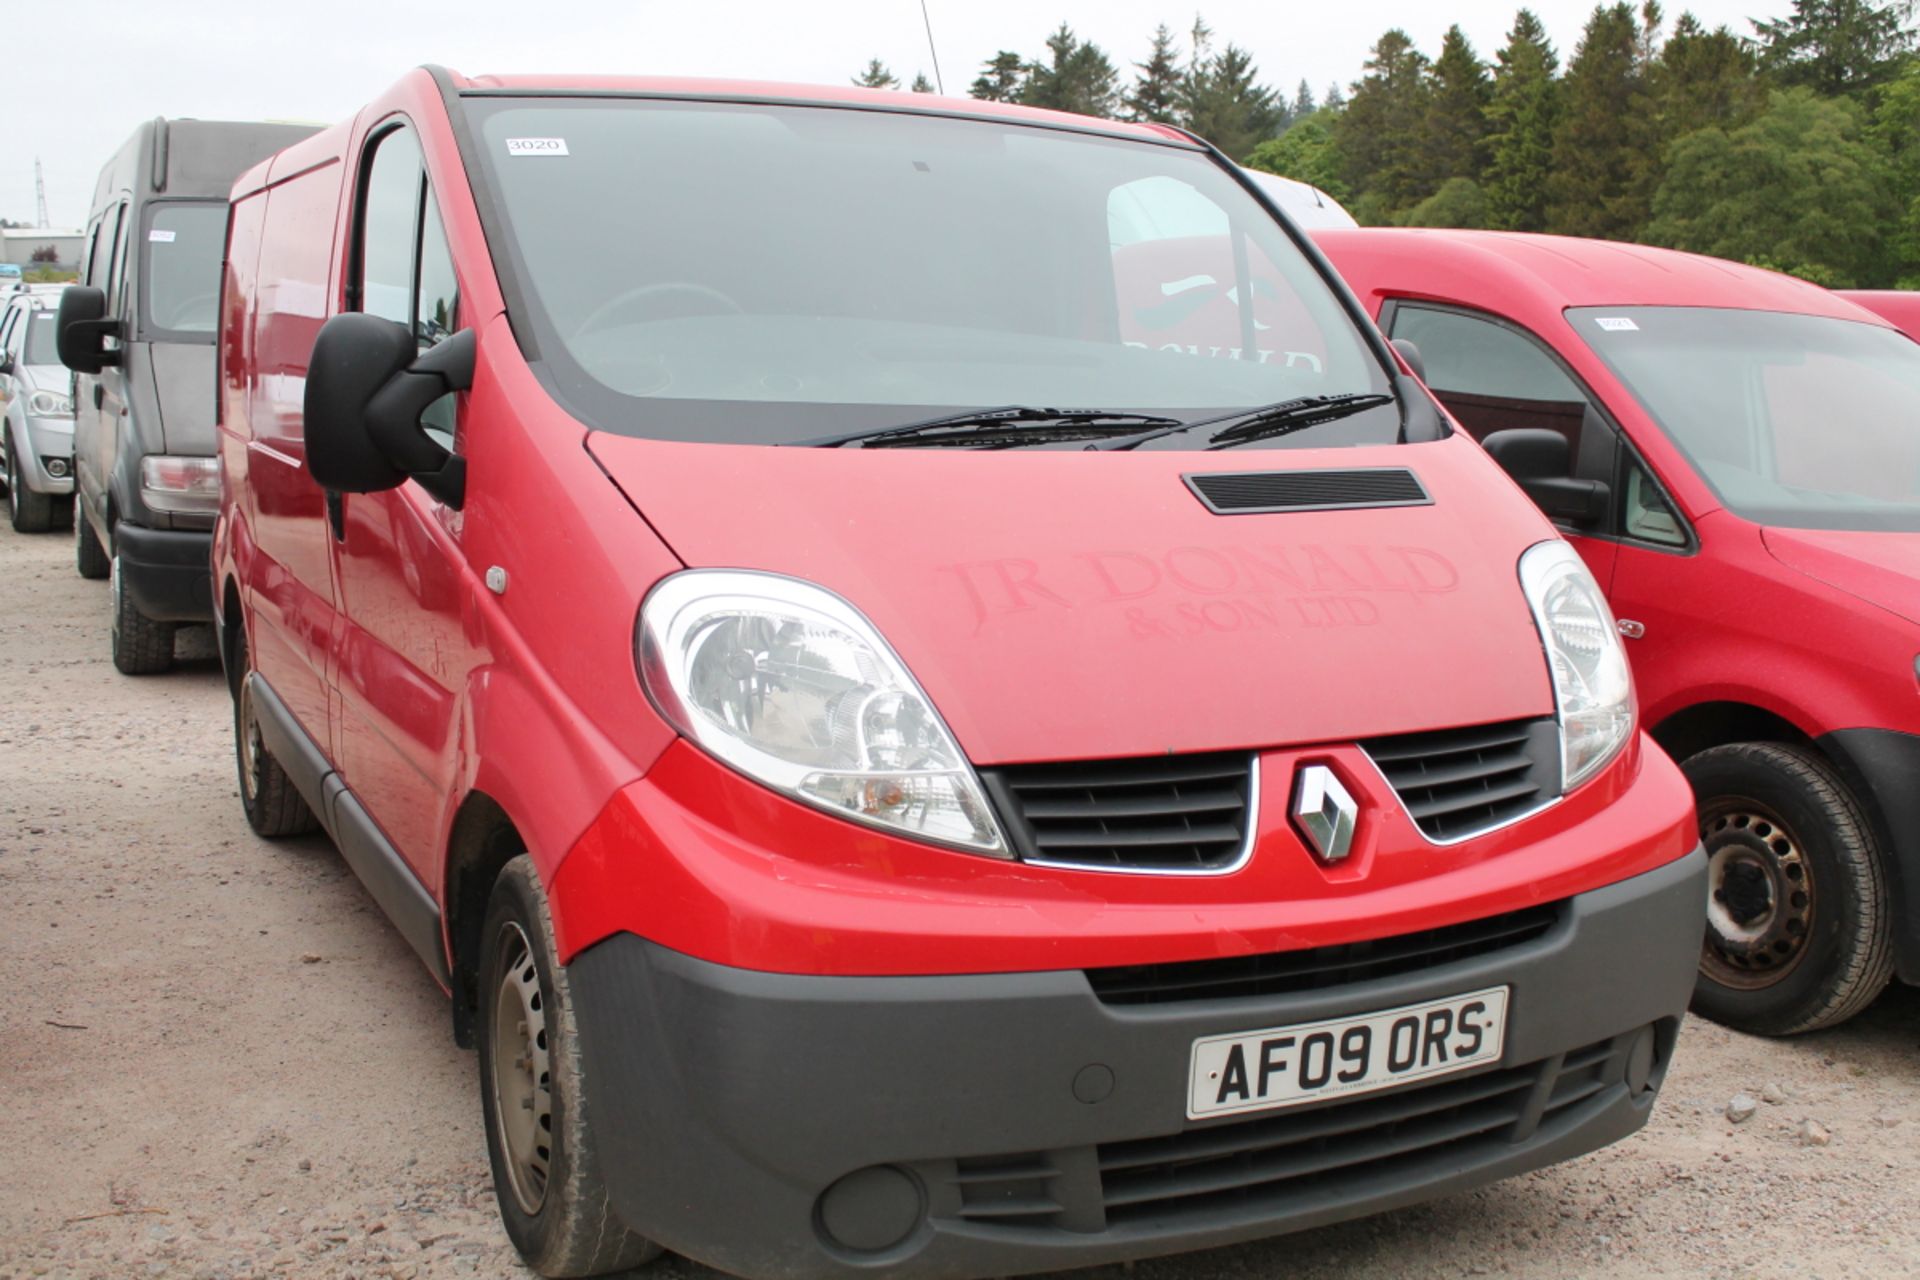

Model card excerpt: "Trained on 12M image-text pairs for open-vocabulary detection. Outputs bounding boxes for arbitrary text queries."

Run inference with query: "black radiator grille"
[1361,718,1561,842]
[1085,903,1560,1005]
[1095,1038,1617,1227]
[979,753,1255,872]
[1186,468,1430,514]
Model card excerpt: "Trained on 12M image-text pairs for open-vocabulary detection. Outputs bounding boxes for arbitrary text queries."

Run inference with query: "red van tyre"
[75,506,108,579]
[479,856,659,1279]
[232,634,319,838]
[1685,743,1896,1035]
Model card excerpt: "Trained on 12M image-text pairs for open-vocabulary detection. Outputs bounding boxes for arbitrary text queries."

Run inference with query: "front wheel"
[1685,742,1895,1035]
[479,856,660,1278]
[75,505,109,579]
[232,630,319,838]
[5,437,53,532]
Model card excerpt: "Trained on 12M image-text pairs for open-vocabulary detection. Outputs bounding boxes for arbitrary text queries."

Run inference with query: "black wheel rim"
[1700,797,1814,990]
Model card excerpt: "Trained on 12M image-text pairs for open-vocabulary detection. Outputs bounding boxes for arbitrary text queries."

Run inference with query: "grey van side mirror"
[304,314,472,509]
[1482,428,1610,524]
[55,286,121,374]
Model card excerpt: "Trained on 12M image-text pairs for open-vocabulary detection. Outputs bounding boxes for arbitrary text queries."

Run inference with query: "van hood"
[1763,526,1920,627]
[20,362,69,397]
[588,432,1559,764]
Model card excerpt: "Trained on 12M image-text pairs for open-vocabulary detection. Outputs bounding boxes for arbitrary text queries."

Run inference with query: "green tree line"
[857,0,1920,287]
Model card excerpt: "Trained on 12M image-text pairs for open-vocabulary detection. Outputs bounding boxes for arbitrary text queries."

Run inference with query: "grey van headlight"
[637,570,1008,856]
[1518,540,1635,791]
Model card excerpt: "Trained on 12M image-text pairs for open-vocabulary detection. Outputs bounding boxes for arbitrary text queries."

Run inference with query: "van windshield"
[464,96,1395,447]
[1574,306,1920,532]
[142,202,227,339]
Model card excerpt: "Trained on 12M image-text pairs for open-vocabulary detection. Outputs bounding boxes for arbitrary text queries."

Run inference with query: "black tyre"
[75,505,109,579]
[232,632,319,838]
[5,438,53,533]
[479,855,659,1278]
[109,553,175,675]
[1685,742,1895,1035]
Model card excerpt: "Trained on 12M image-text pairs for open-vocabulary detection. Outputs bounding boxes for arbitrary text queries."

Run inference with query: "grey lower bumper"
[568,847,1707,1280]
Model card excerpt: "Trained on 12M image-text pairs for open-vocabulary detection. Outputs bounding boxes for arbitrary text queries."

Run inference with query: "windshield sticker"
[505,137,569,157]
[147,229,176,243]
[1595,316,1638,332]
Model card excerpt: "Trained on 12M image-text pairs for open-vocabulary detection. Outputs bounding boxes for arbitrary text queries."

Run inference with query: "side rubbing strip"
[1186,468,1431,515]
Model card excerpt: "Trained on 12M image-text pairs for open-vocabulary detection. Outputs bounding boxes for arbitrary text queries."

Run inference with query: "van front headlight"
[637,570,1008,856]
[27,389,72,418]
[1518,540,1635,791]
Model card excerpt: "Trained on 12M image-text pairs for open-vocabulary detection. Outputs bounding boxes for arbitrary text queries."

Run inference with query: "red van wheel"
[231,632,319,839]
[1684,743,1894,1035]
[478,856,659,1278]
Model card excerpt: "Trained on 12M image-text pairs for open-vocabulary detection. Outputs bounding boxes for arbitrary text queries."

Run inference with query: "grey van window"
[106,203,132,317]
[143,203,228,339]
[358,127,423,326]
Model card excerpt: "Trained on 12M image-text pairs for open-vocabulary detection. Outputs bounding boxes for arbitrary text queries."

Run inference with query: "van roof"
[1315,227,1876,324]
[441,69,1195,147]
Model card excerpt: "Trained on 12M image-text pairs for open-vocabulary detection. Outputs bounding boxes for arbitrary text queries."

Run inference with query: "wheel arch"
[1650,700,1818,765]
[443,789,531,1049]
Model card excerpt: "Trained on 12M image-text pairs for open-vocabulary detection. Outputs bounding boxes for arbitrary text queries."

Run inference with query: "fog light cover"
[42,455,70,479]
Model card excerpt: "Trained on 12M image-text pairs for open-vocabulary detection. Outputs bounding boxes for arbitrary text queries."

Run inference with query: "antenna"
[918,0,945,94]
[33,158,48,227]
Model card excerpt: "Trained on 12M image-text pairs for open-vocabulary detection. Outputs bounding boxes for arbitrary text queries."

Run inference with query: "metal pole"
[919,0,945,94]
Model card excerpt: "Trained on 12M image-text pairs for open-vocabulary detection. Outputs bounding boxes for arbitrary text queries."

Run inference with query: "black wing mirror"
[1390,337,1426,382]
[0,352,14,377]
[1482,428,1610,524]
[304,314,473,508]
[55,286,121,374]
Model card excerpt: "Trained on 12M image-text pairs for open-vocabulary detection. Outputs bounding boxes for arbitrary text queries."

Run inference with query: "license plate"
[1187,987,1510,1120]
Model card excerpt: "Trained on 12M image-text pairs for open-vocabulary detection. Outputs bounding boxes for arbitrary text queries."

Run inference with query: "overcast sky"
[7,0,1773,227]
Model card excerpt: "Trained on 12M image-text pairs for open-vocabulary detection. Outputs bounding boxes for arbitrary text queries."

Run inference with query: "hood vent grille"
[1186,468,1430,515]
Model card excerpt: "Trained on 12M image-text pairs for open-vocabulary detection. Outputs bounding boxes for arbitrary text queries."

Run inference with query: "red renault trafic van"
[1320,229,1920,1039]
[216,70,1702,1279]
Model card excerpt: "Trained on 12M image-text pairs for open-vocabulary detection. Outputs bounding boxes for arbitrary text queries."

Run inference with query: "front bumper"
[114,522,213,622]
[9,415,73,495]
[568,846,1706,1280]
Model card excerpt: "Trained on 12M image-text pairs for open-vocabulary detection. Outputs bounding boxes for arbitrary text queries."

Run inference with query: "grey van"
[56,117,316,673]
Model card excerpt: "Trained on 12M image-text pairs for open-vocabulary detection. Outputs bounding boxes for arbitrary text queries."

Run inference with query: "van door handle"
[93,383,104,409]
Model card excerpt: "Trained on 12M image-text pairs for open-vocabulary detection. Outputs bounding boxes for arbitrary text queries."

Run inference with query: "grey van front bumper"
[566,847,1707,1280]
[115,522,213,621]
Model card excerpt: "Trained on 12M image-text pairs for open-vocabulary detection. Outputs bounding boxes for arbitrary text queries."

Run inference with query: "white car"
[0,285,76,531]
[1242,168,1358,230]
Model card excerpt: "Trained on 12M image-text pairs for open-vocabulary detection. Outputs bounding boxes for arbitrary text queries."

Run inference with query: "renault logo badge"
[1292,764,1358,863]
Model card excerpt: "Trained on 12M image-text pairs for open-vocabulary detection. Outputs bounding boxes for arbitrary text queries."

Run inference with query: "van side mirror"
[1390,337,1426,382]
[0,352,13,377]
[1482,428,1610,524]
[304,314,473,508]
[55,286,121,374]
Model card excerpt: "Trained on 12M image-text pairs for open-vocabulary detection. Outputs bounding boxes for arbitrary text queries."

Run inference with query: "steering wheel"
[570,282,743,339]
[167,293,221,329]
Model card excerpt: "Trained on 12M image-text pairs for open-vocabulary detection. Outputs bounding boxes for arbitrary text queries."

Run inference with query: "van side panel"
[243,161,347,748]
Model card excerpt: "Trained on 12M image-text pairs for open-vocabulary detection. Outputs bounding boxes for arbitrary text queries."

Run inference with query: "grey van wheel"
[1685,743,1895,1035]
[479,856,660,1278]
[110,554,175,675]
[75,506,109,579]
[6,438,52,532]
[232,633,319,838]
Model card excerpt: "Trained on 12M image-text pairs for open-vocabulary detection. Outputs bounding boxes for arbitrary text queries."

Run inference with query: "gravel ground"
[1,521,1917,1280]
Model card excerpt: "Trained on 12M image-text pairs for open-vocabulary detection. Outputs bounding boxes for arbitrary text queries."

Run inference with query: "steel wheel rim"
[489,920,553,1216]
[237,679,261,802]
[1700,799,1814,989]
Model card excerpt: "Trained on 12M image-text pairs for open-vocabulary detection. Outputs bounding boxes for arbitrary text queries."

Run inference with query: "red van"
[1320,229,1920,1039]
[213,71,1701,1278]
[1838,289,1920,342]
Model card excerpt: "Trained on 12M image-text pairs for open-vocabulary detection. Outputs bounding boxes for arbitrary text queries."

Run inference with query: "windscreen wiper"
[1092,393,1397,452]
[793,405,1185,449]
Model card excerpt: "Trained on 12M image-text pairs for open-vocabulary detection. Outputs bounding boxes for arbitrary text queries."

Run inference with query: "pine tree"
[1335,30,1435,220]
[1127,24,1184,123]
[853,59,900,90]
[1183,44,1283,159]
[1484,9,1562,231]
[1291,80,1317,120]
[970,52,1028,102]
[1547,4,1656,239]
[911,73,936,93]
[1324,82,1347,109]
[1753,0,1917,96]
[1653,15,1762,142]
[1427,25,1494,183]
[1871,60,1920,281]
[1021,23,1121,118]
